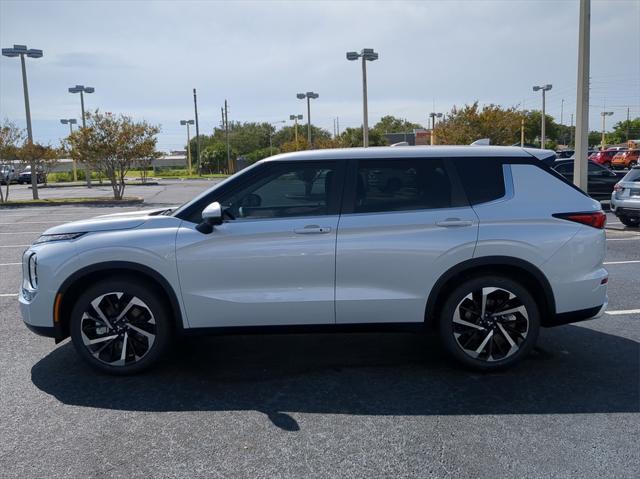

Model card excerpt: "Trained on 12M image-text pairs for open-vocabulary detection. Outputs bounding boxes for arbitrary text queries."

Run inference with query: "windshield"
[622,168,640,182]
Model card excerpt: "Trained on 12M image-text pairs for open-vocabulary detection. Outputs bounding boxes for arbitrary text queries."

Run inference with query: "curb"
[0,197,144,208]
[30,182,159,189]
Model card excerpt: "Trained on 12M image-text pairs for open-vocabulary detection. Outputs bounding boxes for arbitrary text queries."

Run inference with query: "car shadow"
[31,325,639,431]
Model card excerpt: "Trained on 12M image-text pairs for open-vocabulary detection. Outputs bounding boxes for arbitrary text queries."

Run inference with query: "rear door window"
[353,158,459,213]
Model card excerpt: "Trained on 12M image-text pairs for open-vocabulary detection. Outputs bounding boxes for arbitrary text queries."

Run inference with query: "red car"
[590,148,627,167]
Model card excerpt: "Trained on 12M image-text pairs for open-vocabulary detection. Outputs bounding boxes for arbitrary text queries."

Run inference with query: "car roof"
[260,145,549,163]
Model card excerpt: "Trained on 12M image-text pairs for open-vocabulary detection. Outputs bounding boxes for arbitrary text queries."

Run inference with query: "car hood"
[43,207,176,234]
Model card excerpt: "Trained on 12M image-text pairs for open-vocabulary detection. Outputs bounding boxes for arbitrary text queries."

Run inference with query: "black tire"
[70,278,172,375]
[438,275,540,371]
[619,215,640,227]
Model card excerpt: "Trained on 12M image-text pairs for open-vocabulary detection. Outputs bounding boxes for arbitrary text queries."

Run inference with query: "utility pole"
[225,100,231,174]
[193,88,201,175]
[336,116,340,136]
[560,99,564,127]
[627,107,631,142]
[570,113,574,147]
[600,111,613,149]
[574,0,590,190]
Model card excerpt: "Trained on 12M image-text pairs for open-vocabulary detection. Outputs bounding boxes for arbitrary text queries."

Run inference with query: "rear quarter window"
[623,168,640,182]
[452,157,506,204]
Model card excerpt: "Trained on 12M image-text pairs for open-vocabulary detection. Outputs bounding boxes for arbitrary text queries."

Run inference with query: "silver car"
[611,166,640,227]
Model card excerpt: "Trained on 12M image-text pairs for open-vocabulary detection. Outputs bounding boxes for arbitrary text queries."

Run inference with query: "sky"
[1,0,639,152]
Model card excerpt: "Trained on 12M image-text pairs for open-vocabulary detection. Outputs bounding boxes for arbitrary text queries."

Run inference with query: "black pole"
[193,88,201,175]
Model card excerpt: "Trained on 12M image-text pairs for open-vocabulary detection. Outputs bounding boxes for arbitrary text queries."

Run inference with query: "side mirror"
[196,201,223,234]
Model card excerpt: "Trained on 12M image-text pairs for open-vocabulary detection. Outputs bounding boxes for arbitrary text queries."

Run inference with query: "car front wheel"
[619,215,639,227]
[438,276,540,371]
[70,278,172,374]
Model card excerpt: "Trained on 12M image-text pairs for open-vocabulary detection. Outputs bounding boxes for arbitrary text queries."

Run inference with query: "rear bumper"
[614,207,640,219]
[549,297,607,327]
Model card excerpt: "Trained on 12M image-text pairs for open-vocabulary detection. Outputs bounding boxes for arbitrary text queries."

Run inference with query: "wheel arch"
[425,256,556,328]
[55,261,184,341]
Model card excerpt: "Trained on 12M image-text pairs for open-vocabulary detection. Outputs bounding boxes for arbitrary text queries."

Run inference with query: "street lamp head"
[436,113,443,118]
[545,84,553,91]
[60,119,69,125]
[84,87,95,94]
[532,86,541,92]
[361,48,379,61]
[296,93,306,99]
[346,51,359,61]
[2,48,19,57]
[69,119,77,124]
[307,92,319,99]
[26,49,43,58]
[602,111,614,116]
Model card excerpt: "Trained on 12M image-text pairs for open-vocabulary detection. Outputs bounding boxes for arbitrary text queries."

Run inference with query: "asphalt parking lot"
[0,181,638,478]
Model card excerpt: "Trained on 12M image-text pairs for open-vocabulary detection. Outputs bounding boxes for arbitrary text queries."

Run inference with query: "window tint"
[554,163,573,174]
[219,163,337,219]
[452,158,506,204]
[354,159,456,213]
[623,168,640,182]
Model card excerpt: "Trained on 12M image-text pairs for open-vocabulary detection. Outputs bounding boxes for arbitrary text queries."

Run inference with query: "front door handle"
[436,218,474,227]
[294,225,332,234]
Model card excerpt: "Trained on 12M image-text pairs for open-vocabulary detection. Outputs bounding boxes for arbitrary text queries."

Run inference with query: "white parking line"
[607,237,640,241]
[0,232,42,235]
[0,244,29,248]
[603,260,640,265]
[0,293,18,298]
[0,263,21,266]
[605,309,640,315]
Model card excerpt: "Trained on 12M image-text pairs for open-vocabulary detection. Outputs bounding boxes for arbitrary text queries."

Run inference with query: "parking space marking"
[0,293,18,298]
[0,262,21,266]
[607,237,640,241]
[604,260,640,265]
[0,232,42,235]
[605,309,640,315]
[0,244,30,248]
[0,221,66,225]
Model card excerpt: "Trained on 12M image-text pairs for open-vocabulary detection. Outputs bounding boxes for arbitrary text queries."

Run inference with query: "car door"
[335,157,478,324]
[175,160,344,328]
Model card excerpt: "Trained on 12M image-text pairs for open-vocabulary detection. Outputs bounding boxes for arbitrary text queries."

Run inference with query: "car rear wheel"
[438,276,540,371]
[70,278,172,375]
[619,216,639,227]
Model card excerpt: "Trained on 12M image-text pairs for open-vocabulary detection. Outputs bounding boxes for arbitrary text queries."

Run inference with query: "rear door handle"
[294,225,332,234]
[436,218,474,227]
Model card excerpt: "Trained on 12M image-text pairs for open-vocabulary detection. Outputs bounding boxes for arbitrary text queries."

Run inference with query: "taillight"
[613,183,624,192]
[553,211,607,229]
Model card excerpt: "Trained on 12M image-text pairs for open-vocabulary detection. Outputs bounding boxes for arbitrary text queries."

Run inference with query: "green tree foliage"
[523,110,561,146]
[372,115,424,134]
[436,102,522,145]
[0,120,25,202]
[336,127,387,147]
[67,111,160,199]
[607,118,640,144]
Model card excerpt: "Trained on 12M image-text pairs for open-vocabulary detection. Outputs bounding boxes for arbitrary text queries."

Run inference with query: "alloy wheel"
[80,292,157,367]
[452,287,529,362]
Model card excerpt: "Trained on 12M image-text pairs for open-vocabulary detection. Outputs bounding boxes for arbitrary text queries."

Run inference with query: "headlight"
[33,232,86,245]
[28,253,37,289]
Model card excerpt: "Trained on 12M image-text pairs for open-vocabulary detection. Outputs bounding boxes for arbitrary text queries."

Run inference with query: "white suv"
[20,146,608,374]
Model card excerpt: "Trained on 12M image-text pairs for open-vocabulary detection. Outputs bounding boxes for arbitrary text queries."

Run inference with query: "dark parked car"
[553,160,620,200]
[556,150,574,159]
[17,167,45,185]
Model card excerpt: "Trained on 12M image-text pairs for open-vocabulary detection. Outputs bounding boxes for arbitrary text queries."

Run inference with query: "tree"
[68,111,160,200]
[336,127,387,147]
[17,142,60,186]
[137,150,161,183]
[201,142,229,173]
[523,110,561,146]
[0,120,25,203]
[436,102,522,146]
[607,118,640,145]
[372,115,424,134]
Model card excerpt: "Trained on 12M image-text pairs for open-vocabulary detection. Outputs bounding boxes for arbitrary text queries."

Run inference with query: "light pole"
[268,120,286,156]
[180,120,195,173]
[60,119,78,181]
[193,89,202,175]
[574,0,590,190]
[2,44,43,199]
[600,111,613,150]
[429,112,443,145]
[68,85,95,187]
[532,84,552,149]
[296,92,319,147]
[289,114,303,149]
[346,48,379,147]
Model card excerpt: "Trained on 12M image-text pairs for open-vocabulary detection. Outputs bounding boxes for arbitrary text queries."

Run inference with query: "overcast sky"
[1,0,638,152]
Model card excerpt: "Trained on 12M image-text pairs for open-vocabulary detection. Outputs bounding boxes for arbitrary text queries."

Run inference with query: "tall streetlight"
[346,48,379,147]
[574,0,590,190]
[268,120,286,156]
[2,44,43,199]
[289,114,303,149]
[532,84,552,149]
[68,85,95,187]
[429,112,443,145]
[296,92,319,147]
[600,111,613,150]
[180,120,195,173]
[60,119,78,181]
[193,89,202,175]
